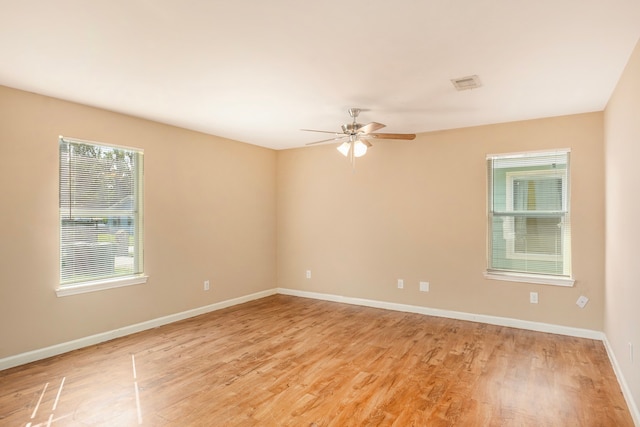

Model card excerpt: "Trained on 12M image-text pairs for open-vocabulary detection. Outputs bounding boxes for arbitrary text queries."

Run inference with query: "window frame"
[56,136,147,297]
[485,149,574,287]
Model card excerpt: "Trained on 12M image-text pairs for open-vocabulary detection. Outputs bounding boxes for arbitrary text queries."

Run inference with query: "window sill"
[484,271,575,287]
[56,275,148,297]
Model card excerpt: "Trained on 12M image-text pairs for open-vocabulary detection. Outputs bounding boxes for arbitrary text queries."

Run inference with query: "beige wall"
[277,113,605,330]
[604,39,640,414]
[0,85,277,359]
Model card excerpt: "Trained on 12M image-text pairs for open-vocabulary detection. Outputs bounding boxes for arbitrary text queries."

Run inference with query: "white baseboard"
[602,336,640,426]
[0,289,277,371]
[277,287,604,340]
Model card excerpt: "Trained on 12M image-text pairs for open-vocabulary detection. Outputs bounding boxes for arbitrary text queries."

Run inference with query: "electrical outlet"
[419,281,429,292]
[530,292,538,304]
[397,279,404,289]
[204,280,210,291]
[576,295,589,308]
[306,270,311,279]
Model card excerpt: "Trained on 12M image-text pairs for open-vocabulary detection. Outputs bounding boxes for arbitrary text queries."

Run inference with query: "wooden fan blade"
[301,128,342,135]
[360,138,373,147]
[305,135,348,146]
[357,122,386,134]
[367,132,416,140]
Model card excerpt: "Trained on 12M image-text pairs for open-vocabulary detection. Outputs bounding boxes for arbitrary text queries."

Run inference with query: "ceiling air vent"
[451,75,482,91]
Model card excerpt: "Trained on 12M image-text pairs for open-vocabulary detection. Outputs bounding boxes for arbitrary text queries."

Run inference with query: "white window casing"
[486,149,573,286]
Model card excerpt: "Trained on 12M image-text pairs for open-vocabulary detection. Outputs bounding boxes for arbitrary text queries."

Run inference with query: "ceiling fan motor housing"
[341,123,363,134]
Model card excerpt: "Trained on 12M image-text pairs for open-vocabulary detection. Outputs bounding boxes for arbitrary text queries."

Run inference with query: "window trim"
[484,270,575,287]
[55,274,148,297]
[58,135,146,295]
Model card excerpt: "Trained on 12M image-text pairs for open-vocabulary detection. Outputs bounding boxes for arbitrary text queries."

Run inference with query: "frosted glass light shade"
[353,140,368,157]
[337,142,351,156]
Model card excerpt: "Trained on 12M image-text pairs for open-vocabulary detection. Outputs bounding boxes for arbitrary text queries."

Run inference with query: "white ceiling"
[1,1,639,150]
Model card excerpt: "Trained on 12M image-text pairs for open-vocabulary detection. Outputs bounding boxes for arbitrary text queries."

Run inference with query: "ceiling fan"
[302,108,416,160]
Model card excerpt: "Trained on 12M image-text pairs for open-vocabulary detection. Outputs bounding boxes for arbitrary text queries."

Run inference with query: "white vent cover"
[451,75,482,91]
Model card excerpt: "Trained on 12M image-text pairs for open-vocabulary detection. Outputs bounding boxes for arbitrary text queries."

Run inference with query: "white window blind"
[59,137,144,286]
[487,150,571,278]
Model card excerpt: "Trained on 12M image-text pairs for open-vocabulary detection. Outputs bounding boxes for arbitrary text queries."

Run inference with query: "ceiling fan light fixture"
[303,108,416,167]
[337,141,351,156]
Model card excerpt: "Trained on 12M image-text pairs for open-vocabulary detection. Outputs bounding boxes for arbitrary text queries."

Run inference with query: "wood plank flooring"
[0,295,633,426]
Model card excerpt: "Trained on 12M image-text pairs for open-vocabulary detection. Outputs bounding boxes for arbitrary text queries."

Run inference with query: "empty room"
[1,1,639,425]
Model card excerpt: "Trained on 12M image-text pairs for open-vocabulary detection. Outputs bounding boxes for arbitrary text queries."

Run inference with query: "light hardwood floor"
[0,295,633,426]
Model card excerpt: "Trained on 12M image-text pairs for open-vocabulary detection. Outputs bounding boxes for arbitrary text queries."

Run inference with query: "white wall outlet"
[419,281,430,292]
[576,295,589,308]
[530,292,538,304]
[306,270,311,279]
[397,279,404,289]
[204,280,210,291]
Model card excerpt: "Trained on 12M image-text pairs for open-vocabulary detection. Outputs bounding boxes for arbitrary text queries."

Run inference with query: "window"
[486,150,573,286]
[58,136,146,296]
